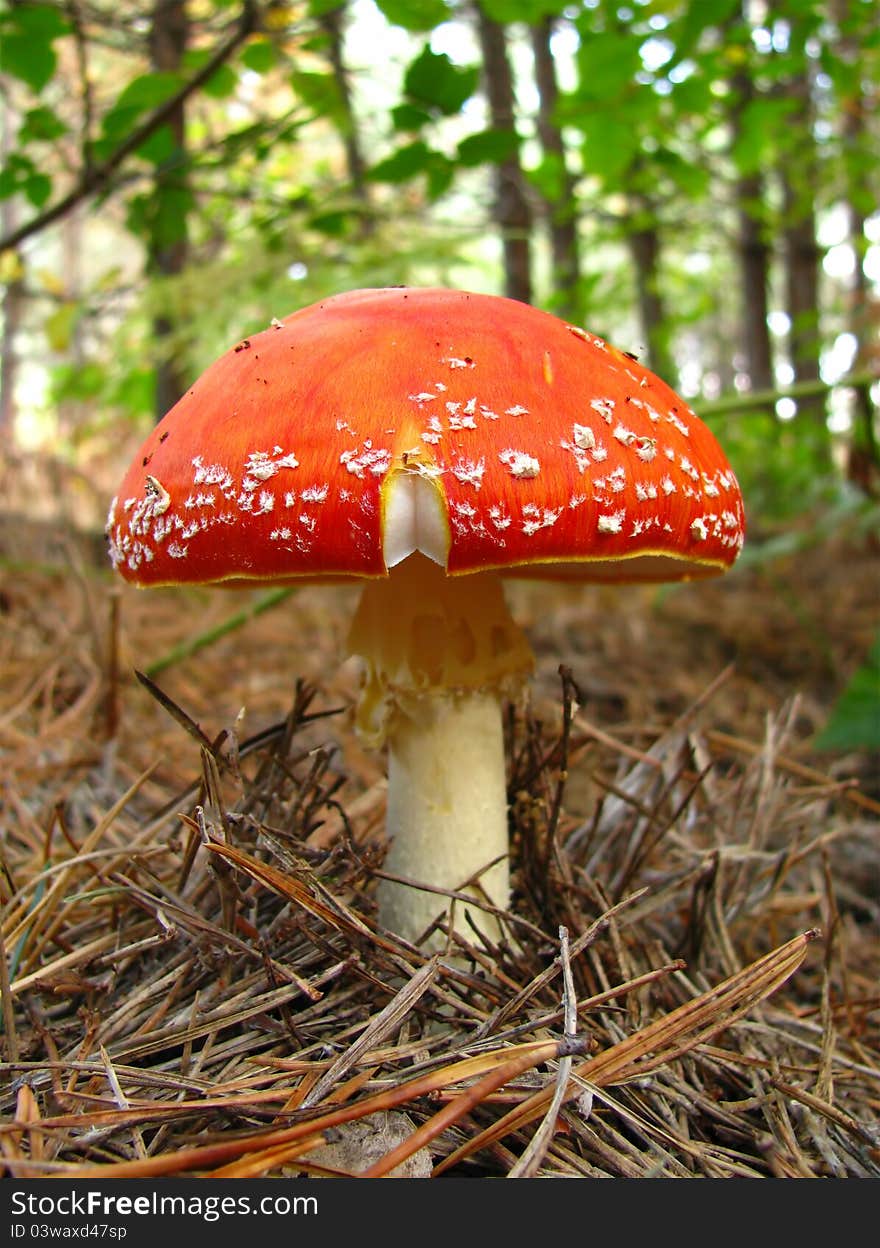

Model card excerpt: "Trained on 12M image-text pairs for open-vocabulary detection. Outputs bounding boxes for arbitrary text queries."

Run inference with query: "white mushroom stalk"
[349,550,534,946]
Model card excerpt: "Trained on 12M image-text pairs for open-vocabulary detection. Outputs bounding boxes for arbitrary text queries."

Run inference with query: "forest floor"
[1,446,878,1179]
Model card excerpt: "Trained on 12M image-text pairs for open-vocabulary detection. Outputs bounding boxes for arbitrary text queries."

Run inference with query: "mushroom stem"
[348,553,534,945]
[382,689,509,942]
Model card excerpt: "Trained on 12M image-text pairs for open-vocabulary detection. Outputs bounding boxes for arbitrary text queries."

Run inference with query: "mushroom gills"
[381,469,449,570]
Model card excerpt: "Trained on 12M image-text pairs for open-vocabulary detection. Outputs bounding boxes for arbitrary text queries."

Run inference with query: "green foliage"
[730,97,800,176]
[98,72,182,157]
[478,0,566,22]
[373,0,451,33]
[127,185,194,249]
[291,70,345,122]
[240,39,278,75]
[368,140,454,198]
[457,128,519,167]
[391,103,434,133]
[18,106,68,144]
[574,27,643,102]
[815,634,880,752]
[198,63,239,101]
[0,3,70,93]
[666,0,741,68]
[403,46,479,117]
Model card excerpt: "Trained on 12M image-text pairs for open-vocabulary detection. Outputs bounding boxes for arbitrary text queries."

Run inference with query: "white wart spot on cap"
[597,511,626,534]
[499,449,540,479]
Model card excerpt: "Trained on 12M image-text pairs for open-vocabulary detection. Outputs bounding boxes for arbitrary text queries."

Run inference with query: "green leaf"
[102,73,181,145]
[369,140,435,183]
[241,39,278,74]
[201,63,238,100]
[373,0,451,32]
[404,46,478,116]
[526,150,568,201]
[308,210,350,237]
[126,185,193,248]
[0,154,35,200]
[113,368,156,417]
[115,71,182,112]
[391,103,433,132]
[19,105,68,144]
[135,124,180,167]
[456,128,520,167]
[574,28,643,102]
[579,115,641,186]
[24,172,52,207]
[0,169,17,200]
[306,0,350,15]
[52,360,106,402]
[152,186,194,248]
[0,34,57,93]
[478,0,566,21]
[45,302,79,352]
[731,96,799,176]
[3,4,70,38]
[653,149,709,198]
[368,141,454,198]
[815,635,880,751]
[425,152,454,198]
[0,4,70,93]
[667,0,741,67]
[291,70,344,121]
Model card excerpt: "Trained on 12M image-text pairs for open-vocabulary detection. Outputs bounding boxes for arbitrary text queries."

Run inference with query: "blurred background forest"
[0,0,878,741]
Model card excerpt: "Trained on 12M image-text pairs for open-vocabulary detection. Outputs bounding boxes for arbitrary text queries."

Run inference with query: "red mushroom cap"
[108,287,745,587]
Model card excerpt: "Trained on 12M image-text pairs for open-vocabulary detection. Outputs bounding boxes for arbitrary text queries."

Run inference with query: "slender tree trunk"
[0,271,22,442]
[782,176,824,439]
[778,54,827,459]
[843,203,879,494]
[730,65,774,392]
[625,195,674,381]
[530,16,580,320]
[57,210,87,443]
[149,0,190,422]
[474,5,532,305]
[735,170,774,391]
[832,0,879,484]
[319,5,373,234]
[0,98,22,442]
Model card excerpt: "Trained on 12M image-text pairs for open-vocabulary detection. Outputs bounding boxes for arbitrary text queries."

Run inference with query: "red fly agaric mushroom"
[108,287,745,945]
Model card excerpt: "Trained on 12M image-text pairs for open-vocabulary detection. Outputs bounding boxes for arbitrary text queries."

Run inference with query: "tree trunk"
[529,16,580,320]
[0,99,22,442]
[735,170,774,391]
[474,5,532,305]
[832,0,879,484]
[319,5,373,234]
[149,0,190,422]
[730,62,774,392]
[778,53,826,459]
[626,197,674,382]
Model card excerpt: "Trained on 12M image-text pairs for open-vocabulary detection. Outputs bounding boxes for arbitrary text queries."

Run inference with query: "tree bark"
[0,100,22,442]
[626,197,674,382]
[832,0,879,484]
[474,6,532,305]
[735,170,774,391]
[529,16,580,320]
[149,0,190,422]
[730,65,774,392]
[778,54,826,457]
[319,5,373,234]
